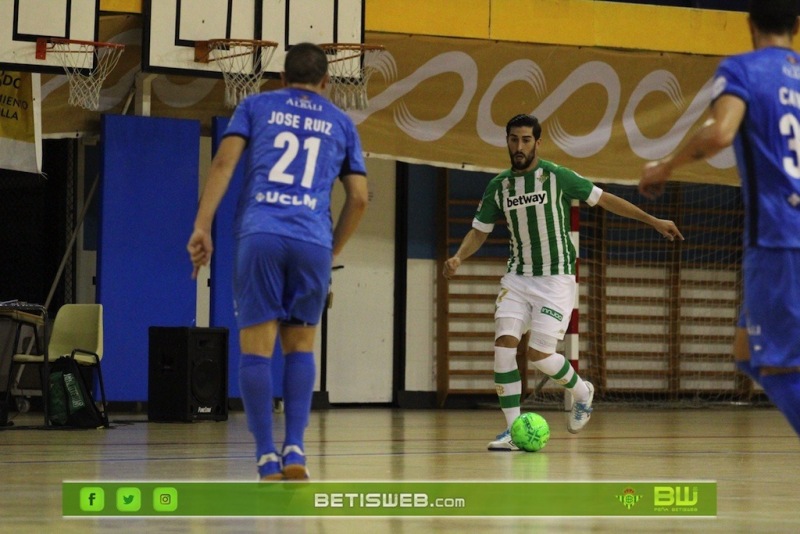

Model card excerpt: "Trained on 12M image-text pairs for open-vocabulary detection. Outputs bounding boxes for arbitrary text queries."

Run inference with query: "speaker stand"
[312,391,330,410]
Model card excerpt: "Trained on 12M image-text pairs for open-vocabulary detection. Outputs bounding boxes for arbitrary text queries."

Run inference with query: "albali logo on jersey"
[285,95,323,112]
[615,485,703,513]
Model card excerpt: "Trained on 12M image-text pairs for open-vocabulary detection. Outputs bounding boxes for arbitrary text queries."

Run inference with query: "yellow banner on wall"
[0,70,41,174]
[352,34,739,186]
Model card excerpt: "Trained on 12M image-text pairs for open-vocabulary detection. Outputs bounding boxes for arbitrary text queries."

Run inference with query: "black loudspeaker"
[0,399,9,427]
[148,326,229,422]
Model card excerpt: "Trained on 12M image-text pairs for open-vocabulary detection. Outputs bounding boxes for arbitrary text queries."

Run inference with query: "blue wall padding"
[98,114,200,401]
[407,164,439,259]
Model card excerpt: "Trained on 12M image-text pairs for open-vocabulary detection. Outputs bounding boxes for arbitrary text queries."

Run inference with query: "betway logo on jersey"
[285,96,323,111]
[506,191,547,209]
[256,191,318,210]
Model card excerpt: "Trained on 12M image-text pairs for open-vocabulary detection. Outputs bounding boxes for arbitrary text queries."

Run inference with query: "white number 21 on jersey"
[268,131,322,188]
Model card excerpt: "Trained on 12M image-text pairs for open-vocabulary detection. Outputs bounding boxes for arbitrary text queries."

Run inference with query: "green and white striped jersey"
[473,158,602,276]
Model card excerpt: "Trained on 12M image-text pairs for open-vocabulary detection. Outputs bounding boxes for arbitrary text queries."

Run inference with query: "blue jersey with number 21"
[223,87,366,249]
[713,47,800,249]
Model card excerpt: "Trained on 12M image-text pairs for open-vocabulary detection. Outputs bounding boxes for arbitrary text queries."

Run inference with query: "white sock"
[531,353,590,402]
[494,346,521,428]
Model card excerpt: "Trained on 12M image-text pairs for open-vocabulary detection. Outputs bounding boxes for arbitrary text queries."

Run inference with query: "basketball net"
[48,39,125,111]
[320,44,385,111]
[201,40,278,108]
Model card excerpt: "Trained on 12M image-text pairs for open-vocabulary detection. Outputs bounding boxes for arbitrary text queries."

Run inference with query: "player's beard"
[509,147,536,171]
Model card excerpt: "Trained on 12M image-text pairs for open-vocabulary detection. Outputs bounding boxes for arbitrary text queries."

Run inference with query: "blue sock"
[760,372,800,437]
[736,361,761,386]
[283,351,316,450]
[239,354,276,469]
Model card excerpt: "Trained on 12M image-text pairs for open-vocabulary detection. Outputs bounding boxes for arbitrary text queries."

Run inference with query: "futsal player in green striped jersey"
[444,114,683,450]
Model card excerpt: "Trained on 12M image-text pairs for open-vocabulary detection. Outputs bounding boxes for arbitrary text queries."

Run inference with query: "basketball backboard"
[143,0,365,78]
[0,0,100,74]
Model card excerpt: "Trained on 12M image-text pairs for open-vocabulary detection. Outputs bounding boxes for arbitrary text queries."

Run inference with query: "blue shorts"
[233,233,332,329]
[743,247,800,369]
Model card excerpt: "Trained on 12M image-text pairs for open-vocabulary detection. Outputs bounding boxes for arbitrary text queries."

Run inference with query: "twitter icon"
[116,487,141,512]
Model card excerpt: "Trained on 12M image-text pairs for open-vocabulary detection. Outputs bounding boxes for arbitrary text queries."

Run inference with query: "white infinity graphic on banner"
[353,51,734,168]
[624,70,734,168]
[351,51,478,142]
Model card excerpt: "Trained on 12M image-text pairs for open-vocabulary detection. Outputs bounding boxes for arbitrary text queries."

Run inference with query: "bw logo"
[654,486,698,506]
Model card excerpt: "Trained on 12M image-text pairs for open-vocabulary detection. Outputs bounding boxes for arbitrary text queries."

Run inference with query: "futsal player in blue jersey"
[640,0,800,438]
[188,42,369,479]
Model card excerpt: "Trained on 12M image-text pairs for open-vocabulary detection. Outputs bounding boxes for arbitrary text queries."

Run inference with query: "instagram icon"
[153,487,178,512]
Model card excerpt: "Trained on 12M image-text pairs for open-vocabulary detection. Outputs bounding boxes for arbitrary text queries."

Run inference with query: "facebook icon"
[79,487,105,512]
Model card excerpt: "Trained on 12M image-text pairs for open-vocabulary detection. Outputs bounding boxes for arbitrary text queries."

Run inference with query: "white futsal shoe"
[567,382,594,434]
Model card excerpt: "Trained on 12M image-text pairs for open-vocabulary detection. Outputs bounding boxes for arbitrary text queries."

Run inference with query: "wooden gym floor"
[1,405,798,533]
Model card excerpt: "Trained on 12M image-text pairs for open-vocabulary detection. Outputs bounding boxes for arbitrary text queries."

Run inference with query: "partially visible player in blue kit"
[640,0,800,438]
[188,42,369,479]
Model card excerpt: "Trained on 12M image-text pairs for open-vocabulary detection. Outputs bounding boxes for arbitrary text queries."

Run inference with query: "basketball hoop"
[195,39,278,108]
[37,38,125,111]
[319,43,385,111]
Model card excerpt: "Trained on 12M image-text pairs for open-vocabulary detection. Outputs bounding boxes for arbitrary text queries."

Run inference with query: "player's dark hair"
[284,42,328,84]
[506,114,542,140]
[749,0,800,34]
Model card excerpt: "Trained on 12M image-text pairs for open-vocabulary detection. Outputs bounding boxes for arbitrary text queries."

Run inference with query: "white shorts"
[494,273,575,341]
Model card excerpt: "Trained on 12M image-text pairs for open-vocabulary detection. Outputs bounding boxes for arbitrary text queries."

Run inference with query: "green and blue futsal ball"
[510,412,550,452]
